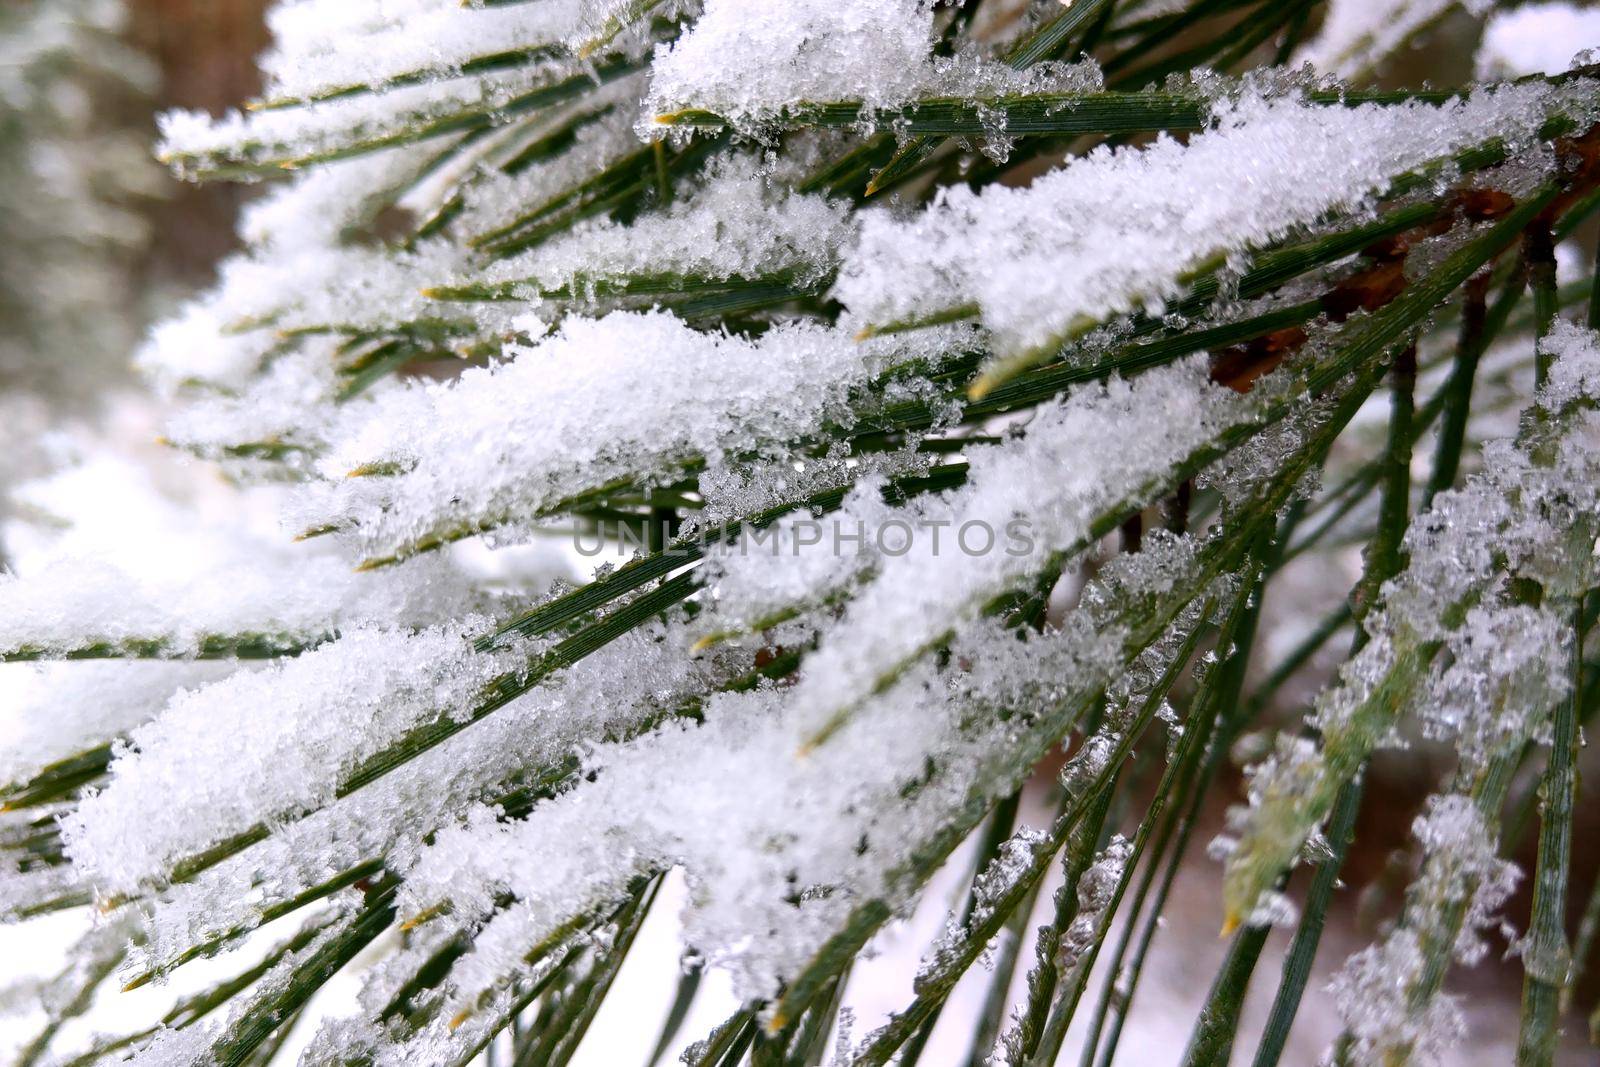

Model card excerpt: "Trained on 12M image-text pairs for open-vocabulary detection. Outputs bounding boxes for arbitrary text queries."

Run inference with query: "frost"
[923,824,1049,977]
[1536,317,1600,411]
[1328,795,1520,1065]
[1420,604,1570,762]
[1196,393,1332,509]
[1327,929,1466,1065]
[1247,889,1299,929]
[1222,323,1600,923]
[978,829,1048,925]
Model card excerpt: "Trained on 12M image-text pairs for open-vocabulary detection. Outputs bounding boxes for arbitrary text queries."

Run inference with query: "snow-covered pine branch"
[6,2,1600,1066]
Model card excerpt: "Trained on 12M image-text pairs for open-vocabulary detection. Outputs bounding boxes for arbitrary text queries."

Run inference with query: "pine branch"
[13,4,1600,1064]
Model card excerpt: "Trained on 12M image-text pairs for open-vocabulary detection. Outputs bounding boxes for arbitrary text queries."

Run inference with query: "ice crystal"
[1222,322,1600,925]
[1328,795,1520,1065]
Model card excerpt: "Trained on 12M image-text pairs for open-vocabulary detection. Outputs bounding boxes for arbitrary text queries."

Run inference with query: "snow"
[1220,321,1600,934]
[393,531,1213,1015]
[0,455,564,658]
[1477,3,1600,79]
[471,153,852,297]
[706,358,1253,737]
[63,622,522,896]
[449,82,649,237]
[0,661,234,791]
[155,0,668,173]
[646,0,938,126]
[159,63,585,171]
[259,0,587,102]
[1328,795,1521,1065]
[0,501,492,659]
[836,81,1573,358]
[123,616,717,984]
[644,0,1104,131]
[1420,603,1569,763]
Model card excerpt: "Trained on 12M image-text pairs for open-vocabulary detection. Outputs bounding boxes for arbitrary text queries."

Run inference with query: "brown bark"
[125,0,271,283]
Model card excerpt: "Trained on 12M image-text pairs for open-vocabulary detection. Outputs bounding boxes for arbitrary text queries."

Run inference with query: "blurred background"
[127,0,269,286]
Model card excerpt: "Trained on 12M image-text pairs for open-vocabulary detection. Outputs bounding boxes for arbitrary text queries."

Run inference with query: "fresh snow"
[304,312,965,564]
[837,82,1572,354]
